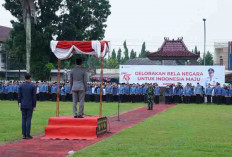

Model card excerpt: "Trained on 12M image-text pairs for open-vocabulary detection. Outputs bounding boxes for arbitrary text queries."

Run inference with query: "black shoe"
[22,135,27,139]
[77,115,84,118]
[74,116,78,118]
[26,135,33,139]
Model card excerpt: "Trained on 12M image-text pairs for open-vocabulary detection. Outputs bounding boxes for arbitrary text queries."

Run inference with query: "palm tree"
[20,0,43,73]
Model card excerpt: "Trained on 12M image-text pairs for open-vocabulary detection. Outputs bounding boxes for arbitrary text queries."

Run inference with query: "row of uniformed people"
[0,83,20,100]
[163,83,232,105]
[36,82,71,101]
[85,83,151,103]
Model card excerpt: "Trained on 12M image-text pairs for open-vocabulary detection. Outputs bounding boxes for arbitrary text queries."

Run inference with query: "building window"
[220,56,223,65]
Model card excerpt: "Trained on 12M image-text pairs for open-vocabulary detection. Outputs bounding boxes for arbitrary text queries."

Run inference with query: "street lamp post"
[203,18,206,65]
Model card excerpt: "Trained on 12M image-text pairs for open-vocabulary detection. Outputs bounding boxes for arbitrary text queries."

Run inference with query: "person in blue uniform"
[5,83,9,100]
[112,84,118,102]
[18,73,36,139]
[214,83,222,105]
[184,84,192,104]
[224,85,230,105]
[138,84,143,102]
[123,84,130,102]
[143,84,148,103]
[96,85,101,102]
[229,85,232,104]
[168,85,174,103]
[130,84,136,103]
[206,83,213,104]
[195,83,203,104]
[154,84,161,104]
[60,85,66,101]
[8,83,13,101]
[0,82,3,100]
[163,86,170,104]
[118,84,124,103]
[135,84,141,102]
[47,83,52,101]
[221,85,226,104]
[175,83,183,103]
[39,82,43,101]
[105,83,112,102]
[44,82,49,100]
[64,82,71,101]
[51,83,57,101]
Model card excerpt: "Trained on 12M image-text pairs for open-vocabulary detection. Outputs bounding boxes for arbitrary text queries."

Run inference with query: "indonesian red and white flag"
[50,40,110,60]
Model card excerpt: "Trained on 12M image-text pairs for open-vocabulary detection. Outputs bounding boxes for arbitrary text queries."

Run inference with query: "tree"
[4,0,111,80]
[87,56,101,68]
[197,57,204,65]
[107,58,117,68]
[139,42,146,58]
[197,51,213,65]
[111,49,116,60]
[205,51,213,65]
[130,49,136,59]
[194,46,198,54]
[117,48,122,64]
[123,40,129,62]
[57,0,111,41]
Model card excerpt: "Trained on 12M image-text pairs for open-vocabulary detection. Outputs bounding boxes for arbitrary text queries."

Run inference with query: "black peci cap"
[208,68,214,73]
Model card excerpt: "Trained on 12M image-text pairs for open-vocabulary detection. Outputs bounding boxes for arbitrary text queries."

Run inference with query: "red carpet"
[0,104,175,157]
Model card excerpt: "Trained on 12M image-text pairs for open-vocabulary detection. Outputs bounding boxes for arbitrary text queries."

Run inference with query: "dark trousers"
[190,96,195,103]
[196,94,201,104]
[221,96,225,104]
[216,95,221,105]
[186,96,190,104]
[0,93,3,100]
[9,92,13,100]
[89,95,94,102]
[165,96,169,104]
[61,95,66,101]
[95,94,100,102]
[119,94,123,103]
[52,93,56,101]
[226,97,230,105]
[131,94,135,103]
[106,94,111,102]
[21,108,33,136]
[113,95,118,102]
[154,95,159,104]
[39,93,43,101]
[207,95,212,104]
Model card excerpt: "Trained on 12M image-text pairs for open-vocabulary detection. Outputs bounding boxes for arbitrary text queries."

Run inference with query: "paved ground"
[0,104,175,157]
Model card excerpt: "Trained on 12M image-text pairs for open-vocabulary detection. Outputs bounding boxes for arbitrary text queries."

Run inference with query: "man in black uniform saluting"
[18,73,36,139]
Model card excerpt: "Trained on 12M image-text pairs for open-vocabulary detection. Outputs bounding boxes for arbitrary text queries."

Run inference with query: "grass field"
[0,101,144,143]
[75,104,232,157]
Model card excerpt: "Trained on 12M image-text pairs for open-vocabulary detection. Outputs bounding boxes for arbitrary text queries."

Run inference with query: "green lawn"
[75,104,232,157]
[0,101,144,143]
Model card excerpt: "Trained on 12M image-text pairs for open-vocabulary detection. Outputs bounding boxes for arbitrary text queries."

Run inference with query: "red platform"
[42,116,107,140]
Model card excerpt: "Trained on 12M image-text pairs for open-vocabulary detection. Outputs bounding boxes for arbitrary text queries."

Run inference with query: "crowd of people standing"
[0,81,231,105]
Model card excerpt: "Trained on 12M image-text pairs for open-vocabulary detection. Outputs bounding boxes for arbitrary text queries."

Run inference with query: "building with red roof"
[124,37,200,65]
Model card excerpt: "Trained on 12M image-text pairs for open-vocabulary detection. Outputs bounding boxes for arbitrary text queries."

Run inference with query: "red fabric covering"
[56,41,93,52]
[43,116,105,140]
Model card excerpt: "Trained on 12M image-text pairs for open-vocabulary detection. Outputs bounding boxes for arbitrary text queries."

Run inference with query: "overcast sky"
[1,0,232,56]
